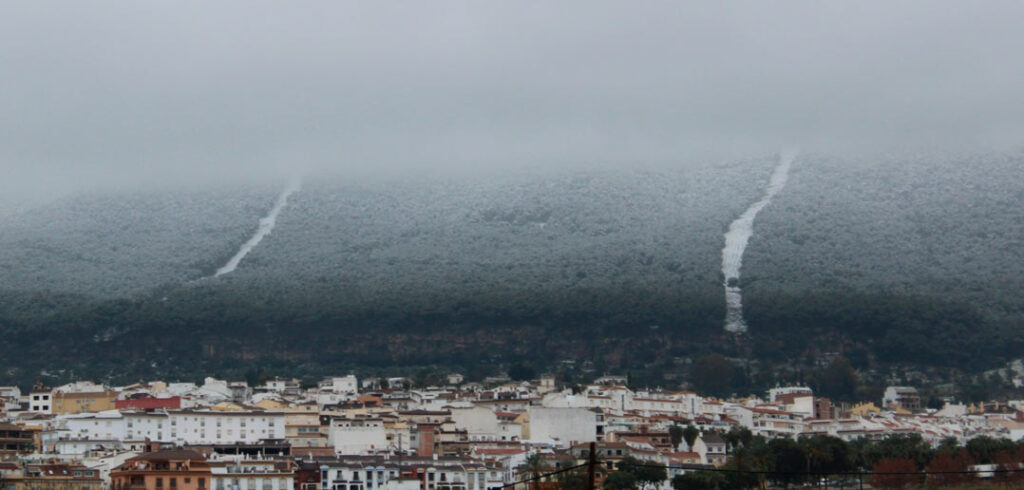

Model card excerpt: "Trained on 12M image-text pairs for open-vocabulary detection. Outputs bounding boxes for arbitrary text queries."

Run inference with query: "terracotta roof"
[668,451,700,460]
[129,449,207,461]
[474,448,525,455]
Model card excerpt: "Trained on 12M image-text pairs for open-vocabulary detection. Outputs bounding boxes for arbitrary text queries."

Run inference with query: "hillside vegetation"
[0,152,1021,386]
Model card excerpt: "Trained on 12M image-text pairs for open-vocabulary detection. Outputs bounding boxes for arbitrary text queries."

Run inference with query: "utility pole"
[587,442,596,490]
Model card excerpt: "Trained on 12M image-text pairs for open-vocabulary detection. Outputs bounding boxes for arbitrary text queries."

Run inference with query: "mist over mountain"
[1,151,1021,385]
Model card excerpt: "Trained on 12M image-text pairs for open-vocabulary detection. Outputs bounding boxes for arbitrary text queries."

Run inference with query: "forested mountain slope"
[0,152,1021,385]
[0,187,278,298]
[742,153,1024,367]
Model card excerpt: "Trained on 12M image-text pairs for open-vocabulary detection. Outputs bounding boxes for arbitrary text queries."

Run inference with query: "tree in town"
[934,436,961,456]
[557,467,595,490]
[690,354,736,397]
[925,450,974,487]
[870,458,921,490]
[798,434,852,478]
[670,471,724,490]
[813,356,859,401]
[965,436,1017,464]
[602,471,636,490]
[767,437,807,488]
[616,457,666,490]
[668,425,683,451]
[508,362,537,381]
[864,434,933,468]
[721,425,753,452]
[517,453,550,490]
[992,446,1024,485]
[682,425,700,451]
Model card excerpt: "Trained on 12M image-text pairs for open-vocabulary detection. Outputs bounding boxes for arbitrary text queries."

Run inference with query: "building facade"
[111,449,212,490]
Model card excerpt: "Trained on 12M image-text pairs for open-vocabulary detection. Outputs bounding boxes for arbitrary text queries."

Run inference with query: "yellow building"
[849,402,881,417]
[210,401,246,412]
[52,390,118,415]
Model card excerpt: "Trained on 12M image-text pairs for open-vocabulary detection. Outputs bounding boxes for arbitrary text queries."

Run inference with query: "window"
[185,479,191,484]
[157,478,164,488]
[170,478,177,488]
[198,479,206,489]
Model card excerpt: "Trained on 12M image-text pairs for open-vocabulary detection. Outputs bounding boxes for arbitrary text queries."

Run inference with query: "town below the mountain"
[4,374,1024,490]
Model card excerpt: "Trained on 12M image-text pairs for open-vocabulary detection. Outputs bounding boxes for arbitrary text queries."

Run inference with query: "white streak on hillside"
[722,149,798,333]
[214,178,301,277]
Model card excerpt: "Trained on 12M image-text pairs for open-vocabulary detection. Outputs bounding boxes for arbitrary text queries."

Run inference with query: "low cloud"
[2,1,1022,200]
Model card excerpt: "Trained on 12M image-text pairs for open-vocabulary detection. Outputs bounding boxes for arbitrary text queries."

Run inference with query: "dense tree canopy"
[2,154,1024,385]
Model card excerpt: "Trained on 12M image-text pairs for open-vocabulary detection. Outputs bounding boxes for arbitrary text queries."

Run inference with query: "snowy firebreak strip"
[721,149,797,333]
[214,178,301,277]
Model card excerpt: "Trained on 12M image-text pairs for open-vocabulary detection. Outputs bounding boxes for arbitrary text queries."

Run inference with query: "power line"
[630,461,1024,477]
[496,458,1024,488]
[497,463,588,490]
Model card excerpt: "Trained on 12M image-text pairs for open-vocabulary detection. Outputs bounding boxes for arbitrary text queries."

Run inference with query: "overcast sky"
[2,2,1023,200]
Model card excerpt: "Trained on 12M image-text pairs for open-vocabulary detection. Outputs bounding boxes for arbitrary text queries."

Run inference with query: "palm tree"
[518,453,549,490]
[669,425,683,451]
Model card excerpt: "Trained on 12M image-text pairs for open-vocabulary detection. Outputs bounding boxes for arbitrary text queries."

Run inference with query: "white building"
[209,457,296,490]
[527,407,601,447]
[166,410,285,444]
[541,387,702,418]
[0,386,21,399]
[30,388,53,414]
[329,417,389,454]
[448,406,519,442]
[64,410,127,441]
[883,386,921,411]
[780,394,816,418]
[319,456,503,490]
[732,406,806,437]
[58,409,285,445]
[260,378,301,396]
[320,376,359,395]
[768,386,813,403]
